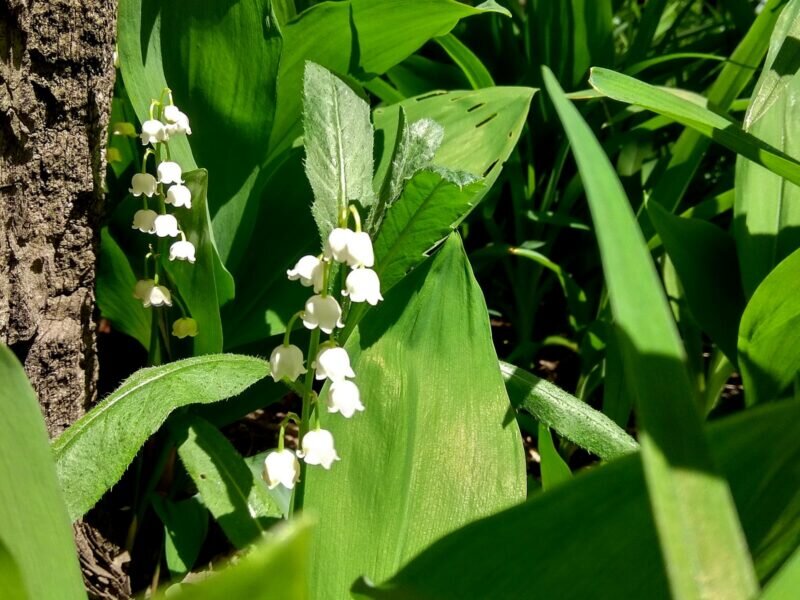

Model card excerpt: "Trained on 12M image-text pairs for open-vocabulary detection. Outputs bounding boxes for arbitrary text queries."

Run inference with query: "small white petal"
[298,429,339,470]
[263,449,301,489]
[302,295,344,334]
[325,228,355,263]
[314,346,355,382]
[129,173,157,197]
[132,209,158,233]
[166,184,192,208]
[287,255,324,292]
[343,268,383,305]
[346,231,375,268]
[327,380,364,418]
[169,240,196,263]
[154,214,180,238]
[269,344,307,382]
[157,161,184,185]
[140,119,167,145]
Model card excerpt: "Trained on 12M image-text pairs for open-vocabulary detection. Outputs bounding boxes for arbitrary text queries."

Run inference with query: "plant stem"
[290,327,320,517]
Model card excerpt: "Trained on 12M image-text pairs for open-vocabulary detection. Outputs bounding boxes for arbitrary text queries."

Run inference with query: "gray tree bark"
[1,1,128,597]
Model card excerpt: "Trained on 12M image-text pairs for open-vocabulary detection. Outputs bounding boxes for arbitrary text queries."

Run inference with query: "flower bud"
[287,255,324,292]
[314,345,355,382]
[169,240,196,263]
[298,429,340,470]
[140,119,167,145]
[327,380,364,418]
[302,294,344,334]
[129,173,157,197]
[133,279,155,301]
[343,268,383,305]
[262,449,300,489]
[269,344,307,382]
[132,209,158,233]
[157,161,184,185]
[163,105,192,135]
[154,214,180,238]
[172,317,198,338]
[166,184,192,208]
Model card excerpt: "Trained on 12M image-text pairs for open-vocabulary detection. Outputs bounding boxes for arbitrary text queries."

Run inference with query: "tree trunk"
[1,1,128,597]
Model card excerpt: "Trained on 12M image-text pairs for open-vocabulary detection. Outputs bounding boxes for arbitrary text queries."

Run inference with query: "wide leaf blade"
[53,354,269,520]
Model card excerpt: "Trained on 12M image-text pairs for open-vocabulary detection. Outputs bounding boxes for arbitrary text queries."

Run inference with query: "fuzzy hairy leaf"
[303,62,374,241]
[501,362,638,461]
[53,354,269,520]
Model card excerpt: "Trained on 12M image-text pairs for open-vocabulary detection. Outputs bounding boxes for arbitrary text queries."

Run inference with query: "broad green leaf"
[269,0,510,159]
[0,345,85,600]
[168,518,312,600]
[537,424,572,490]
[162,169,225,355]
[546,68,758,599]
[735,0,800,296]
[589,67,800,189]
[373,87,535,202]
[353,399,800,599]
[0,538,27,600]
[372,170,484,298]
[151,496,207,579]
[762,545,800,600]
[174,416,281,549]
[53,354,269,520]
[305,234,526,600]
[738,247,800,405]
[647,202,746,362]
[96,227,151,349]
[303,62,374,241]
[500,361,638,461]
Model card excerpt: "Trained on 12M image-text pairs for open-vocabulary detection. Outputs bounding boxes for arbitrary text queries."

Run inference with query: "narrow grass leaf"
[537,424,572,490]
[761,545,800,600]
[589,67,800,188]
[434,33,495,89]
[545,67,758,599]
[0,345,85,600]
[500,361,638,461]
[53,354,269,520]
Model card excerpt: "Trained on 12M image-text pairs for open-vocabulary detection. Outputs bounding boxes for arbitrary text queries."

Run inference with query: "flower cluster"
[263,209,382,490]
[129,92,198,339]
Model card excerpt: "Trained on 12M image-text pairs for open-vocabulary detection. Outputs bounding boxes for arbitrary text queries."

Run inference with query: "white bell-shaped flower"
[298,429,340,469]
[132,209,158,233]
[287,255,324,292]
[172,317,198,339]
[262,449,300,489]
[302,294,344,334]
[314,345,355,382]
[163,105,192,135]
[143,283,172,308]
[140,119,167,145]
[346,231,375,267]
[166,184,192,208]
[269,344,307,382]
[169,240,196,263]
[325,228,355,263]
[327,380,365,418]
[343,268,383,305]
[129,173,157,197]
[157,161,184,185]
[154,214,180,238]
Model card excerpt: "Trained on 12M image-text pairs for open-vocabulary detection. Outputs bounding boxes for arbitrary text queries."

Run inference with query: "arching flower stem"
[282,311,305,346]
[348,204,362,233]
